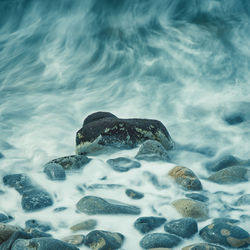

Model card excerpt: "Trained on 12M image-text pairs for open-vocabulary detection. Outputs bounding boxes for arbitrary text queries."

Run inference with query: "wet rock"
[107,157,141,172]
[147,248,172,250]
[25,219,52,232]
[134,216,166,234]
[140,233,181,249]
[164,218,197,238]
[172,198,209,221]
[0,152,4,159]
[11,237,79,250]
[0,212,13,223]
[76,195,141,215]
[85,230,124,250]
[84,184,123,190]
[47,155,90,170]
[185,193,208,202]
[208,166,249,184]
[199,222,250,248]
[213,218,240,224]
[21,188,53,211]
[43,163,66,181]
[224,113,244,125]
[76,112,174,154]
[125,189,144,200]
[70,219,97,232]
[182,243,225,250]
[168,166,202,191]
[54,206,67,212]
[235,194,250,206]
[0,223,22,244]
[135,140,170,161]
[62,235,85,246]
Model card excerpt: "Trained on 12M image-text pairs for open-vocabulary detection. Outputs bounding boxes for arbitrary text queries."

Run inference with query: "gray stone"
[182,243,225,250]
[11,237,79,250]
[213,218,240,224]
[185,193,208,202]
[70,219,97,232]
[76,196,140,215]
[135,140,170,161]
[164,218,198,238]
[25,219,52,232]
[47,155,90,170]
[44,163,66,181]
[168,166,202,191]
[0,212,13,223]
[62,235,85,246]
[0,223,21,244]
[236,194,250,206]
[199,222,250,248]
[208,166,249,184]
[140,233,181,249]
[134,216,166,234]
[76,112,174,154]
[125,189,144,200]
[107,157,141,172]
[85,230,124,250]
[172,199,209,221]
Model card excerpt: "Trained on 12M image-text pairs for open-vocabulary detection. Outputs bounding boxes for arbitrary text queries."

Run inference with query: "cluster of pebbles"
[0,112,250,249]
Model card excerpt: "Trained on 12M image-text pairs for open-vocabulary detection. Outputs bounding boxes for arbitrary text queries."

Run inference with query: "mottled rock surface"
[0,223,21,244]
[25,219,52,232]
[185,193,208,202]
[107,157,141,172]
[182,243,225,250]
[70,219,97,232]
[44,163,66,180]
[62,234,85,246]
[235,194,250,206]
[125,189,144,200]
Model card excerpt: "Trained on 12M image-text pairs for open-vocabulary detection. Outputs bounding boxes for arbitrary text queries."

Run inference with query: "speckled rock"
[125,189,144,200]
[164,218,198,238]
[85,230,124,250]
[185,193,208,202]
[140,233,181,249]
[235,194,250,206]
[168,166,202,191]
[76,112,174,154]
[47,154,90,170]
[208,166,249,184]
[199,222,250,248]
[11,237,79,250]
[62,234,85,246]
[70,219,97,232]
[107,157,141,172]
[43,163,66,180]
[0,223,22,243]
[182,243,225,250]
[134,216,166,234]
[76,195,141,215]
[25,219,52,232]
[172,198,209,221]
[135,140,170,161]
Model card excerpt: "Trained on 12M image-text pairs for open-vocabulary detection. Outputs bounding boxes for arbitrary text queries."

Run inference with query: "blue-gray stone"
[164,218,198,238]
[185,193,209,202]
[107,157,141,172]
[134,216,166,234]
[236,194,250,206]
[85,230,124,250]
[139,233,181,249]
[0,152,4,159]
[125,189,144,200]
[76,196,140,215]
[182,242,225,250]
[213,218,240,224]
[200,222,250,248]
[44,163,66,181]
[25,219,52,232]
[0,213,13,223]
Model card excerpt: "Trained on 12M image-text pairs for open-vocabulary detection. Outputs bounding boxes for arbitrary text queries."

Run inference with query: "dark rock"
[76,196,140,215]
[76,112,174,154]
[0,223,21,244]
[213,218,240,224]
[0,230,32,250]
[26,228,51,238]
[185,193,208,202]
[199,222,250,248]
[0,152,4,159]
[70,219,97,232]
[125,189,144,200]
[43,163,66,181]
[21,188,53,211]
[182,242,225,250]
[140,233,181,249]
[107,157,141,172]
[208,166,249,184]
[164,218,198,238]
[168,166,202,191]
[224,113,244,125]
[236,194,250,206]
[84,184,123,190]
[0,213,13,223]
[47,155,90,170]
[11,237,79,250]
[134,216,166,234]
[85,230,124,250]
[25,219,52,232]
[172,199,209,221]
[205,155,250,172]
[62,235,85,246]
[54,207,68,212]
[135,140,170,161]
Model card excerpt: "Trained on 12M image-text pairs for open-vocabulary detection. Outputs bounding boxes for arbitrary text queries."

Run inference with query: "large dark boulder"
[76,112,173,154]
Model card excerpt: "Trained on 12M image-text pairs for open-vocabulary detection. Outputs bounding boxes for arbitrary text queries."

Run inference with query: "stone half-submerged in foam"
[75,111,174,155]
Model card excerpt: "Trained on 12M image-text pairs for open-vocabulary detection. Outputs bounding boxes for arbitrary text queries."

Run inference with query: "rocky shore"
[0,112,249,249]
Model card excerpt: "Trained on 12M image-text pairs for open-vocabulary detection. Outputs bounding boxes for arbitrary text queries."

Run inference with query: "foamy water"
[0,0,250,249]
